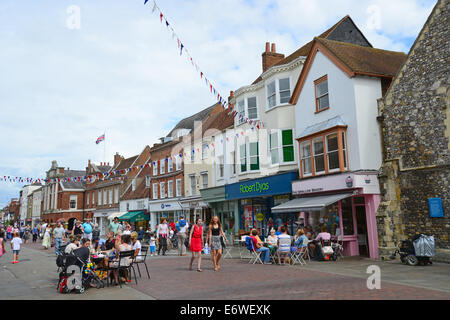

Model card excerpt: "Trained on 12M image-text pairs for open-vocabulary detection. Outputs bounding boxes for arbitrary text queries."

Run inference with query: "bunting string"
[144,0,264,130]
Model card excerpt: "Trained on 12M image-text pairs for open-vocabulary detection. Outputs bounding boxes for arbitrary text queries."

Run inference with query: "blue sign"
[225,172,297,200]
[428,198,444,218]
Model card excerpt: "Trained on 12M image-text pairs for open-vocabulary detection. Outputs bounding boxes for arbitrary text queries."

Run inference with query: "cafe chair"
[133,246,151,279]
[106,250,138,288]
[291,247,307,266]
[247,237,263,265]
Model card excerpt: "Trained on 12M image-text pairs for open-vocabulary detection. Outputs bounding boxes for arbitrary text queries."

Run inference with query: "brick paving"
[18,240,450,300]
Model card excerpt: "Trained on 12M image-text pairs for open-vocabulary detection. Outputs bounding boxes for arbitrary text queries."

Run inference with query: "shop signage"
[256,213,265,221]
[292,173,380,195]
[225,172,297,200]
[428,198,444,218]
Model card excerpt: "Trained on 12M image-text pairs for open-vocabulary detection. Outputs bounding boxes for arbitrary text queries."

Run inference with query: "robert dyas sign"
[239,182,270,194]
[225,172,297,200]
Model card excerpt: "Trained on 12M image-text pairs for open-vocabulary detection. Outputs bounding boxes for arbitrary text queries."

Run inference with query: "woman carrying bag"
[207,216,229,272]
[188,217,204,272]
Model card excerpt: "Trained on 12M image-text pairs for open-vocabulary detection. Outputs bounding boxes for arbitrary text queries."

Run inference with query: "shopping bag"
[203,245,210,255]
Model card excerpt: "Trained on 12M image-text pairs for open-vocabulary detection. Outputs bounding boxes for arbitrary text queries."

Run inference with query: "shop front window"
[341,197,354,235]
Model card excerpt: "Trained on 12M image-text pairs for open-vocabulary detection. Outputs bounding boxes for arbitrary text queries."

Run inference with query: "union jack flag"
[96,134,105,144]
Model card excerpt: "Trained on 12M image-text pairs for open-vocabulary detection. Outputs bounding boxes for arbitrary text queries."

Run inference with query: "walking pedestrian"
[52,221,66,256]
[157,217,169,256]
[11,232,22,264]
[207,216,229,271]
[176,216,189,256]
[189,217,204,272]
[32,225,39,242]
[42,224,52,250]
[0,231,6,258]
[149,232,156,256]
[7,225,13,241]
[82,219,93,241]
[108,217,121,236]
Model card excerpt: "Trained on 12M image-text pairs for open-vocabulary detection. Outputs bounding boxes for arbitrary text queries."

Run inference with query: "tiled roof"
[251,15,372,85]
[316,38,407,78]
[114,155,138,171]
[167,103,220,138]
[297,116,346,139]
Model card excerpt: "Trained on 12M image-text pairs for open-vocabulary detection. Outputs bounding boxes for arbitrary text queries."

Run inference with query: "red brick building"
[41,160,87,224]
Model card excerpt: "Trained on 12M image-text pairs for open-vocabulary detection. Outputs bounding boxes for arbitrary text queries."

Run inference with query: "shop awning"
[271,193,353,213]
[107,211,128,220]
[118,211,149,223]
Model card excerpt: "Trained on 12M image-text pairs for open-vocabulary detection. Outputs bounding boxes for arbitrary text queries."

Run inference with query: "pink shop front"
[274,172,381,259]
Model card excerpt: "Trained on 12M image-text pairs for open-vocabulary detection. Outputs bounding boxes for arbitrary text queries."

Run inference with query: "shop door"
[355,206,369,257]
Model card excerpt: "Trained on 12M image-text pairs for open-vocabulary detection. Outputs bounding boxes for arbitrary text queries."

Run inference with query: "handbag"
[220,236,226,249]
[322,246,333,255]
[184,237,190,248]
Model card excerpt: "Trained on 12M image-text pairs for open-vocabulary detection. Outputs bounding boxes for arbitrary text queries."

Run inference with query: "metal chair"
[291,247,307,265]
[133,246,150,279]
[246,237,263,264]
[106,250,137,288]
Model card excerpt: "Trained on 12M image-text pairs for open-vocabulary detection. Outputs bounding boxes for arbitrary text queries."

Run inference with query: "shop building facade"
[282,35,406,259]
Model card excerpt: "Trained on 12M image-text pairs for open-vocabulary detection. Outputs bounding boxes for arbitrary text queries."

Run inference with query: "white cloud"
[0,0,435,207]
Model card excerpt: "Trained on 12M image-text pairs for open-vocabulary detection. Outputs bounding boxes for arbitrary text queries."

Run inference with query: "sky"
[0,0,436,207]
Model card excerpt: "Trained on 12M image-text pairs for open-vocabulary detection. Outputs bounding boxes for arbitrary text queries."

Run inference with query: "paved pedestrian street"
[1,241,449,300]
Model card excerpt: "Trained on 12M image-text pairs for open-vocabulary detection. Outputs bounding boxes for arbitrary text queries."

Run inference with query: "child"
[149,232,156,256]
[11,232,22,264]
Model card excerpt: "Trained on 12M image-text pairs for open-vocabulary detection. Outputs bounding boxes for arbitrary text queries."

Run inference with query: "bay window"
[267,78,291,109]
[247,97,258,120]
[267,81,276,108]
[298,128,348,178]
[237,99,245,124]
[279,78,291,104]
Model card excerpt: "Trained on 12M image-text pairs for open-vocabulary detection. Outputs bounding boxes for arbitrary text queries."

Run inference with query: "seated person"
[131,231,144,262]
[249,229,271,265]
[308,226,330,260]
[266,229,278,255]
[274,226,282,236]
[294,229,308,253]
[73,238,91,268]
[277,226,291,264]
[65,235,80,254]
[108,234,132,285]
[104,232,116,252]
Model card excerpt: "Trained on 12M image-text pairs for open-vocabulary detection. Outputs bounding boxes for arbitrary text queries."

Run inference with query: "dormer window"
[315,75,329,112]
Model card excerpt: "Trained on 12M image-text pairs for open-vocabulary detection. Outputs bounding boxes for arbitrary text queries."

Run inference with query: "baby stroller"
[56,252,104,294]
[390,234,435,266]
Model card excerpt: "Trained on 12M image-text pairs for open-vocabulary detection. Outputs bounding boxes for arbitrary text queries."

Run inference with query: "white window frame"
[109,189,113,205]
[98,190,102,205]
[249,142,259,171]
[168,180,174,198]
[247,96,258,120]
[189,174,196,196]
[269,130,280,165]
[239,144,247,173]
[202,143,208,160]
[86,192,90,206]
[300,140,312,177]
[160,182,166,199]
[152,183,158,199]
[201,172,208,189]
[114,187,119,204]
[160,159,165,175]
[153,162,158,176]
[168,157,173,173]
[176,156,181,171]
[313,137,325,175]
[230,151,236,176]
[237,99,245,124]
[278,77,291,105]
[176,179,182,197]
[137,200,144,210]
[266,77,291,110]
[69,195,77,210]
[145,175,151,188]
[132,178,136,191]
[218,156,224,178]
[103,190,107,205]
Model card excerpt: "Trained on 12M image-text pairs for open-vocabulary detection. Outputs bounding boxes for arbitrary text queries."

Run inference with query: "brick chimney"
[262,42,285,73]
[114,152,124,167]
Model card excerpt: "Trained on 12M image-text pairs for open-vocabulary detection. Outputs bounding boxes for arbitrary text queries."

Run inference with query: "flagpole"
[104,129,106,164]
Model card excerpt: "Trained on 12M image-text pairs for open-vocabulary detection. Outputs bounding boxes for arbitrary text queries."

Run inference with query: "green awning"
[118,211,148,223]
